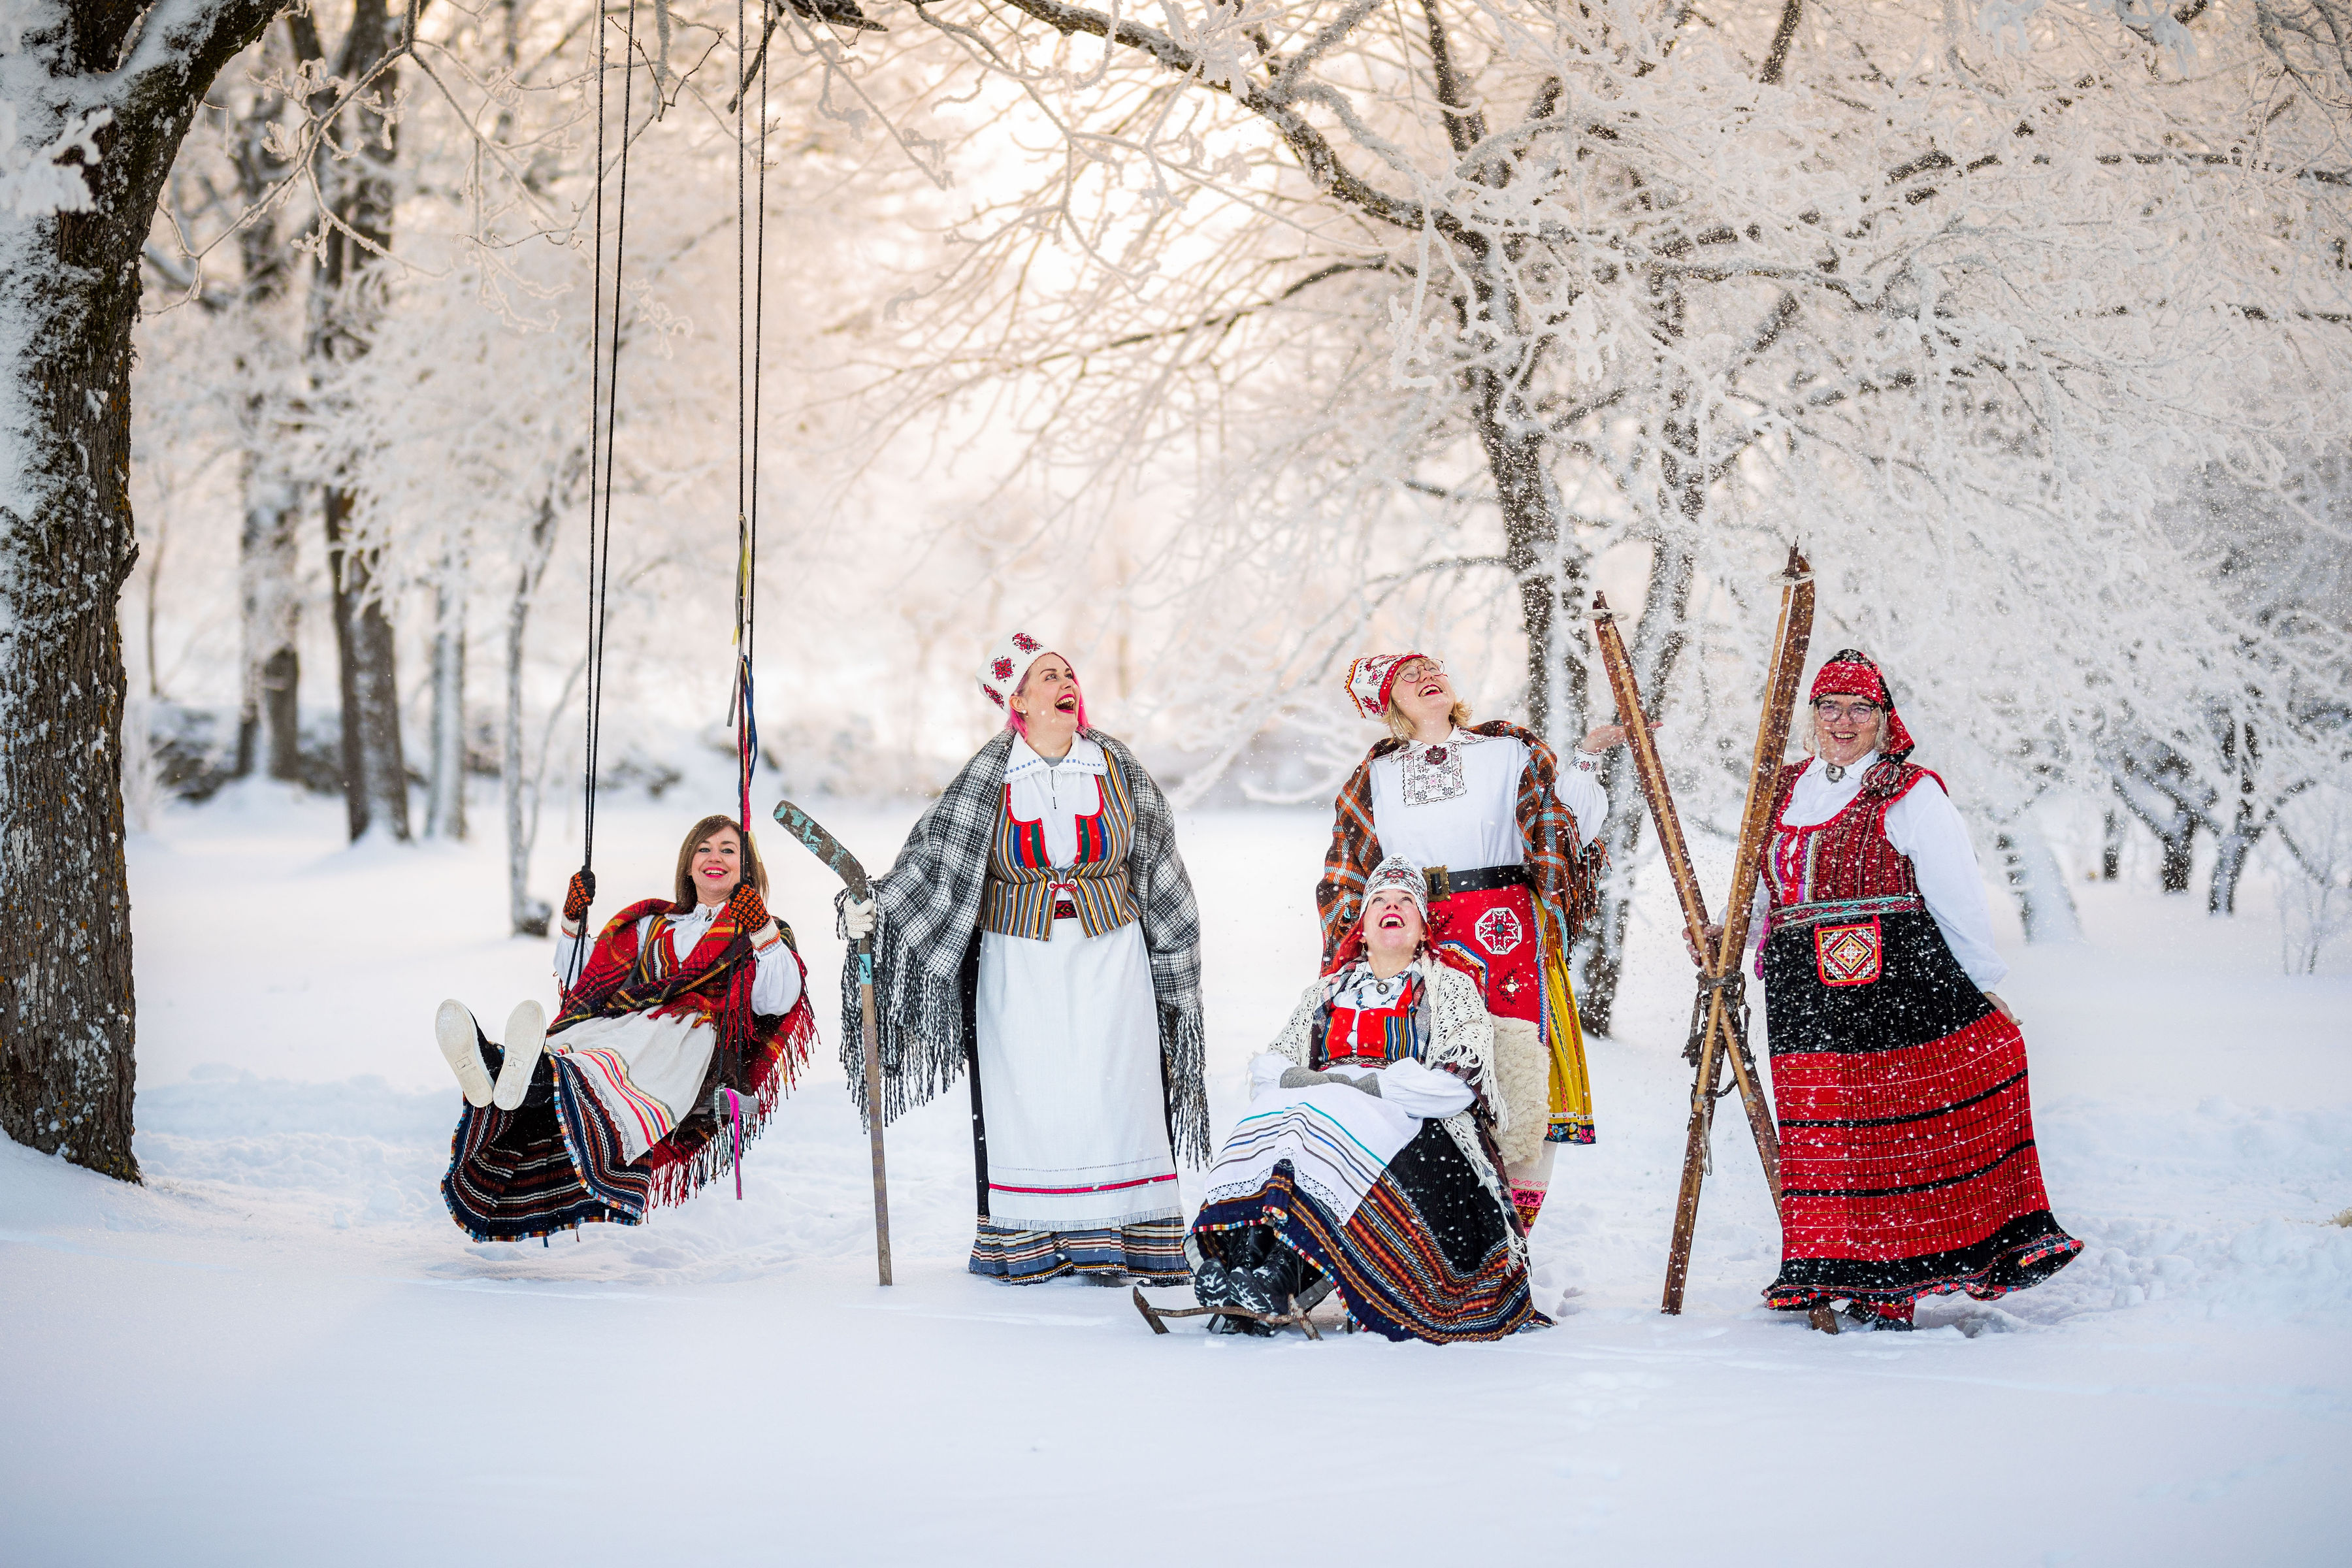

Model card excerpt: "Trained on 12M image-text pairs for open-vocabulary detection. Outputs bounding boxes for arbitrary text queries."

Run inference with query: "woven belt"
[1422,862,1531,903]
[1767,893,1921,936]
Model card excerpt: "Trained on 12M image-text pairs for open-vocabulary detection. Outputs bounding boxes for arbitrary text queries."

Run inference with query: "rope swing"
[570,1,776,979]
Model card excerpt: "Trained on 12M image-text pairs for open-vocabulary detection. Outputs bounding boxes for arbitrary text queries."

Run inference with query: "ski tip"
[1589,589,1612,617]
[1784,542,1812,579]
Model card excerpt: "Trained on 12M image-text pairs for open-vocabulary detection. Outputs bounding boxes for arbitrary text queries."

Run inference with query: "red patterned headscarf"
[1809,649,1915,761]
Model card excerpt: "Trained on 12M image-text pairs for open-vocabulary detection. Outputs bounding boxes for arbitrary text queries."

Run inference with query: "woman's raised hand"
[1579,717,1659,755]
[727,880,771,934]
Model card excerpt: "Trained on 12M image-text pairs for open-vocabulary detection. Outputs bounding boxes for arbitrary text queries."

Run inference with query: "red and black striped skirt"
[1759,907,2080,1310]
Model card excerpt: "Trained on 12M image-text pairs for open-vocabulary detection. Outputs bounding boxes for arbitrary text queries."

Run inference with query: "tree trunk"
[2100,808,2125,881]
[301,0,410,843]
[425,551,468,840]
[324,490,410,840]
[2161,816,2196,894]
[229,52,299,781]
[1575,538,1699,1035]
[1997,824,2084,943]
[2210,816,2255,916]
[0,0,287,1178]
[506,495,559,936]
[235,470,302,779]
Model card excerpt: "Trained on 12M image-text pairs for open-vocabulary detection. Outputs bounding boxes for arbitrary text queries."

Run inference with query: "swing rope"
[731,0,770,837]
[571,1,638,988]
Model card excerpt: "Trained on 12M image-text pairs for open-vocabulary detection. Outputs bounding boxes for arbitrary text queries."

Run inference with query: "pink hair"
[1004,655,1090,738]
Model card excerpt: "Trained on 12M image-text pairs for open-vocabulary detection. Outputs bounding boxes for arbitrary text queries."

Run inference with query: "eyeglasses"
[1812,700,1882,722]
[1394,659,1446,683]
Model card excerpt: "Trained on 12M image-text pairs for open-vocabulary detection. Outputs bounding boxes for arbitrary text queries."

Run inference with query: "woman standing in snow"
[438,815,815,1241]
[840,633,1205,1285]
[1725,651,2079,1330]
[1318,652,1628,1231]
[1190,856,1542,1341]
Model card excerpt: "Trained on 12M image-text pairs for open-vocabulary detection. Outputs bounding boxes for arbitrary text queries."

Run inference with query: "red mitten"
[726,879,770,934]
[563,868,596,924]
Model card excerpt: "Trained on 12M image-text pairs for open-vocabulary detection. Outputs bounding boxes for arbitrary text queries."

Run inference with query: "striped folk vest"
[981,748,1140,939]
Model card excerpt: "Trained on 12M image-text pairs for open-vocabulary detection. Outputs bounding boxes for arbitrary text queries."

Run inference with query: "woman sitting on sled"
[1186,856,1542,1341]
[437,813,816,1241]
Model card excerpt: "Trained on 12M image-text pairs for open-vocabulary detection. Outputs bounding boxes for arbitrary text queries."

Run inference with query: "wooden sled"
[1131,1281,1335,1339]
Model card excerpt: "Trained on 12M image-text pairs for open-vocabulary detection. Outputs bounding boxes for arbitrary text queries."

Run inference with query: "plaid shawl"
[552,896,817,1199]
[1316,721,1605,962]
[840,728,1209,1164]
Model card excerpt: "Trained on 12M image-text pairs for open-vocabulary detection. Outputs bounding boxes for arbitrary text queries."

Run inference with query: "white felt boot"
[491,1000,547,1111]
[436,1000,495,1108]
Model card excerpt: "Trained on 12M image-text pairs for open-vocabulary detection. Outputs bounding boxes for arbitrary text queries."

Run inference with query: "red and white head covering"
[1360,854,1431,926]
[977,630,1053,711]
[1344,653,1432,722]
[1808,649,1915,762]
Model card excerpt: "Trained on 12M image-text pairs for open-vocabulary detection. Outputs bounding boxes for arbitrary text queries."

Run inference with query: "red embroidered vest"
[1316,972,1425,1066]
[1761,760,1935,909]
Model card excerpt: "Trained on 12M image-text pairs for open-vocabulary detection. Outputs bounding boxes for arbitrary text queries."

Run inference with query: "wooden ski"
[1130,1282,1334,1340]
[1586,581,1784,1250]
[772,799,894,1287]
[1603,546,1812,1315]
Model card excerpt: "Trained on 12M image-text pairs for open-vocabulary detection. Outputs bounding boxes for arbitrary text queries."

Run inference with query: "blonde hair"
[1800,702,1886,758]
[1385,695,1473,742]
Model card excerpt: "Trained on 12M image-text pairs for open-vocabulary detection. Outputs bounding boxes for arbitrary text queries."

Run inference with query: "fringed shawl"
[1264,955,1524,1260]
[555,897,816,1201]
[840,728,1210,1164]
[1316,720,1605,964]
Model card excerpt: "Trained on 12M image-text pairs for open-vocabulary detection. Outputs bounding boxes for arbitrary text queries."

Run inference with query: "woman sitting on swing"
[438,814,817,1241]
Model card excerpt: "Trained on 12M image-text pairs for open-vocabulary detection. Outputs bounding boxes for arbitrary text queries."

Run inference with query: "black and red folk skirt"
[1759,900,2080,1311]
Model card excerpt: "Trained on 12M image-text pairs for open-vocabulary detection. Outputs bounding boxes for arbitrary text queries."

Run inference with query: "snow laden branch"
[823,0,2352,1022]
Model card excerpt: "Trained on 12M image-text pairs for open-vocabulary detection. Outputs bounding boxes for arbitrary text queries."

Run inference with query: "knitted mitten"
[725,880,770,934]
[562,868,596,924]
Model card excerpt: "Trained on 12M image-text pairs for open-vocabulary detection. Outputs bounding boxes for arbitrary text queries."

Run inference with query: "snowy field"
[5,785,2349,1566]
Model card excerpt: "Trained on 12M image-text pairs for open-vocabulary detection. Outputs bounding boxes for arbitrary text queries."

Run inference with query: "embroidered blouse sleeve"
[1883,779,2009,992]
[1554,745,1608,847]
[749,924,804,1015]
[552,921,589,986]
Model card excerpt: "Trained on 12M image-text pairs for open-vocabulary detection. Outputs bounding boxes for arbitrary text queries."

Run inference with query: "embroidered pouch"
[1814,917,1883,987]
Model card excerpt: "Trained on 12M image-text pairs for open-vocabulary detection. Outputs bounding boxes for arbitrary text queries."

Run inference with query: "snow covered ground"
[5,785,2349,1566]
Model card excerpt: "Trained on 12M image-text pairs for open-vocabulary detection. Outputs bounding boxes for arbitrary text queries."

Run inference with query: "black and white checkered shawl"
[837,727,1209,1165]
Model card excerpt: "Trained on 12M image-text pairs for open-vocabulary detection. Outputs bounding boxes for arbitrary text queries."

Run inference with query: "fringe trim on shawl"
[838,727,1209,1167]
[642,1001,816,1211]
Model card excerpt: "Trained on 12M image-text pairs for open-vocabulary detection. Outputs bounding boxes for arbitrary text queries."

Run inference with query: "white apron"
[974,910,1179,1232]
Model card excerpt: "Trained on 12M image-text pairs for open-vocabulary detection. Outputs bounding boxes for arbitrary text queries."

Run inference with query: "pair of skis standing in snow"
[436,568,2079,1340]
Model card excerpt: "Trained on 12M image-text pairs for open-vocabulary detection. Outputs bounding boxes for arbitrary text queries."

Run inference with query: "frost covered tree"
[0,0,287,1177]
[834,0,2352,1026]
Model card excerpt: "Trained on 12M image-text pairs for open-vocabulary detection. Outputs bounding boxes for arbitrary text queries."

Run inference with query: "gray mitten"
[1347,1072,1382,1098]
[1279,1066,1335,1090]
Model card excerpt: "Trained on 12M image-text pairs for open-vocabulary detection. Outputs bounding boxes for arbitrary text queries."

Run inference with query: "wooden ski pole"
[1656,547,1813,1313]
[772,799,894,1286]
[1587,592,1778,1312]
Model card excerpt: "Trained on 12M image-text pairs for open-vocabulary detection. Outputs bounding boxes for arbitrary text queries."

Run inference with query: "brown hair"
[671,814,768,912]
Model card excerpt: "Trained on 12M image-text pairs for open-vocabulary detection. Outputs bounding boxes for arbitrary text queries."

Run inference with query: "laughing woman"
[1736,651,2080,1330]
[1190,856,1539,1342]
[840,632,1207,1285]
[438,815,815,1241]
[1318,652,1629,1231]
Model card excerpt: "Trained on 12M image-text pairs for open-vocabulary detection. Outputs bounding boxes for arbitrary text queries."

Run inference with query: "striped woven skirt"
[1192,1124,1542,1343]
[1759,906,2080,1309]
[969,1220,1188,1283]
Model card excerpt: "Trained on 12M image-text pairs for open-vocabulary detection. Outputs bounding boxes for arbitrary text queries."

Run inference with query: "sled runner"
[1130,1281,1337,1339]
